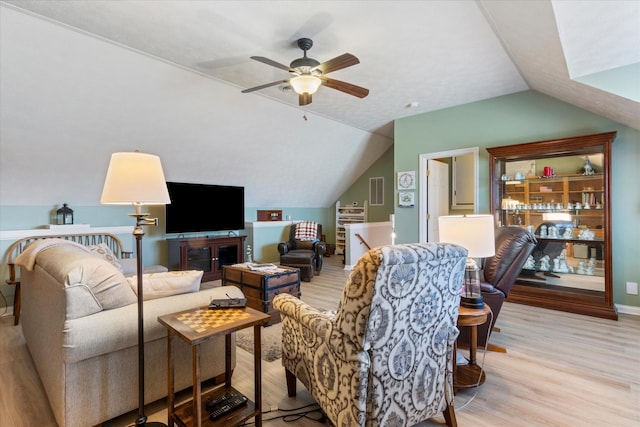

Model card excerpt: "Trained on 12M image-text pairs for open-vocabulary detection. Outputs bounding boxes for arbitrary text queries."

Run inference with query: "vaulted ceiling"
[4,0,638,137]
[1,1,638,209]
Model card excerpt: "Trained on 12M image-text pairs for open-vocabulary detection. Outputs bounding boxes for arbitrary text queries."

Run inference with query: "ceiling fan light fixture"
[289,75,322,95]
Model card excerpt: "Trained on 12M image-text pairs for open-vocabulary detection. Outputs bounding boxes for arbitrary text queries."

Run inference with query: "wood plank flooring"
[1,255,639,426]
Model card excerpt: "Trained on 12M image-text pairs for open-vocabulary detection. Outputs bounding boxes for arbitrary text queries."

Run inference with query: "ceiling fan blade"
[321,77,369,98]
[314,53,359,74]
[250,56,292,72]
[299,93,312,106]
[241,80,289,93]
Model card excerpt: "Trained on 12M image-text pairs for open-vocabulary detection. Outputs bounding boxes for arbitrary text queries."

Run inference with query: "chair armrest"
[313,241,326,255]
[274,294,367,364]
[480,282,499,294]
[273,294,334,332]
[277,242,292,255]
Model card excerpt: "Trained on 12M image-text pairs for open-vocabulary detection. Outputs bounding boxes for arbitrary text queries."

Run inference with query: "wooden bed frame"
[5,232,132,325]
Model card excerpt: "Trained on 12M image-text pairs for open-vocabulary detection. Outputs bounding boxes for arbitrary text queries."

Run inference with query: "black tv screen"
[165,182,245,234]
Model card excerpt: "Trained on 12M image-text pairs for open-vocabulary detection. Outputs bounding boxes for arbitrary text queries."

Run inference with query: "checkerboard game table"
[158,306,270,427]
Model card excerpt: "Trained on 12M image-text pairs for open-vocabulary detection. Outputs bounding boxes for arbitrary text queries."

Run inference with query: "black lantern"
[56,203,74,225]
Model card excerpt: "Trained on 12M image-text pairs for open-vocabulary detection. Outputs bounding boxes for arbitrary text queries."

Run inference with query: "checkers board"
[177,308,251,333]
[158,306,270,345]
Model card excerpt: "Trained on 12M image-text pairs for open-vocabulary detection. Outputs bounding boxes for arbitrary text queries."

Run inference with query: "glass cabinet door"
[487,132,617,320]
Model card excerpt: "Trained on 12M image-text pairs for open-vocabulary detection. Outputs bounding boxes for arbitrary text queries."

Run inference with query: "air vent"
[369,177,384,206]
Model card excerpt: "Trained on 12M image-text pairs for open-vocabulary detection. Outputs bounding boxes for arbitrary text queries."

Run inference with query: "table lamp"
[101,151,170,427]
[438,214,495,308]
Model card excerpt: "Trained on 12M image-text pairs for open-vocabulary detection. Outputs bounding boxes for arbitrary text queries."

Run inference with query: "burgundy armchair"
[458,226,536,350]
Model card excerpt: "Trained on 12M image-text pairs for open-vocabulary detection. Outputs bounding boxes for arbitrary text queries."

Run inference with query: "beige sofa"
[15,239,241,427]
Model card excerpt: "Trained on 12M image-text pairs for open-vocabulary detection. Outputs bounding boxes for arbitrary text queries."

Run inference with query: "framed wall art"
[397,171,416,190]
[398,191,415,207]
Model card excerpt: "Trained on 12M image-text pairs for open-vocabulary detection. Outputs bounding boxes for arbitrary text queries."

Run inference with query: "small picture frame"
[397,171,416,190]
[398,191,415,207]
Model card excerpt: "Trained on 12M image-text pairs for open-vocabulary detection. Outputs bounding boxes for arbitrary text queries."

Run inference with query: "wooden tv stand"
[168,235,246,281]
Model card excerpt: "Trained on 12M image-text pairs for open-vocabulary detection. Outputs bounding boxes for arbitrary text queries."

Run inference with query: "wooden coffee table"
[222,264,300,325]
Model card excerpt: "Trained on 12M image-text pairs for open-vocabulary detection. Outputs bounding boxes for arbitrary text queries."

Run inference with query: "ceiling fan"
[241,38,369,106]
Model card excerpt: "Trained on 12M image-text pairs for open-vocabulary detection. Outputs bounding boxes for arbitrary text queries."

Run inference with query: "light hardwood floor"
[1,255,639,427]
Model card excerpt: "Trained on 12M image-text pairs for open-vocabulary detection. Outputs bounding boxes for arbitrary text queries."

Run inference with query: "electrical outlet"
[626,281,639,295]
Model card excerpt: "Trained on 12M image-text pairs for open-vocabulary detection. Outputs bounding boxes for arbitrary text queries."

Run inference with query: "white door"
[426,159,449,242]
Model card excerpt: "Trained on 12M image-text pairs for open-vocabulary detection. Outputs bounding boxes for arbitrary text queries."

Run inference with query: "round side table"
[454,304,491,390]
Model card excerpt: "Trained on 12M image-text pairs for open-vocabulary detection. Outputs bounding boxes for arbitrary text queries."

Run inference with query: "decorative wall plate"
[397,171,416,190]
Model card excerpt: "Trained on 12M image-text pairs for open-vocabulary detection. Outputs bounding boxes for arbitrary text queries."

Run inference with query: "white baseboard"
[615,304,640,316]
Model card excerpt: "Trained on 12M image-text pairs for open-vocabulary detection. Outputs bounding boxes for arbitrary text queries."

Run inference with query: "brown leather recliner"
[458,226,537,350]
[277,222,326,281]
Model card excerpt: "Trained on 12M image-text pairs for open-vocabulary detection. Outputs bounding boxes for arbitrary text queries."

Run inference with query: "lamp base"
[461,295,484,309]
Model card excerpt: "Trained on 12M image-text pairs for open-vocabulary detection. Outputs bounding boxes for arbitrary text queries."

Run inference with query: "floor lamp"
[101,152,170,427]
[438,214,495,308]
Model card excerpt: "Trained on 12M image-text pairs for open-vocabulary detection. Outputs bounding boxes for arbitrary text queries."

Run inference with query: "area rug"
[235,322,283,362]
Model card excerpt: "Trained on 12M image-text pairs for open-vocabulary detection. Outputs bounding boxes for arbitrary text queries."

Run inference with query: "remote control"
[208,298,247,309]
[209,395,248,420]
[205,391,235,412]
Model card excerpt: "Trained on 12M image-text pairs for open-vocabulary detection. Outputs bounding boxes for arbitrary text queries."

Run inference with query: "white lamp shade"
[289,75,322,94]
[438,214,495,258]
[100,152,171,205]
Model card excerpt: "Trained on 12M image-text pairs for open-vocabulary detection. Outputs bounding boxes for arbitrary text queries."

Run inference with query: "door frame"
[418,147,480,243]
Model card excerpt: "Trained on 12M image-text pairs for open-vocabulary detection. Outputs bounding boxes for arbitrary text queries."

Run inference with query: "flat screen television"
[165,182,245,234]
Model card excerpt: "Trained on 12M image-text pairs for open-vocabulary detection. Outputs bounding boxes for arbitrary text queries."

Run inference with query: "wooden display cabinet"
[487,132,617,320]
[168,236,246,282]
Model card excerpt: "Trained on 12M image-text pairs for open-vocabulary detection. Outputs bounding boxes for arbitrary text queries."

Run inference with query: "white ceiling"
[4,0,639,139]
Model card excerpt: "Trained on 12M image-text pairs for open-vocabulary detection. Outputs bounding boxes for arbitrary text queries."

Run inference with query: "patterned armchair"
[273,243,467,427]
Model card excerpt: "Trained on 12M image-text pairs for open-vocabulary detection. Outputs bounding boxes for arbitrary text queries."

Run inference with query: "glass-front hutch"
[487,132,617,320]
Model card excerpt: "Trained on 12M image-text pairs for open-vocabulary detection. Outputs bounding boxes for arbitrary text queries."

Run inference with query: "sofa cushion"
[61,284,245,364]
[119,257,138,276]
[126,270,203,300]
[119,257,169,277]
[31,243,136,314]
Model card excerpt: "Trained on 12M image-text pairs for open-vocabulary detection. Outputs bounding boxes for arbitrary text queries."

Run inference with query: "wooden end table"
[158,306,270,427]
[454,304,492,390]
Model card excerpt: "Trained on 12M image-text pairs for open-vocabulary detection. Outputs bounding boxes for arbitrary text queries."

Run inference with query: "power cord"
[240,403,326,425]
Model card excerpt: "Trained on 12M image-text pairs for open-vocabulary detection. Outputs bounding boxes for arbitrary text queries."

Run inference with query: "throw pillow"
[127,270,203,300]
[294,221,318,241]
[87,243,123,272]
